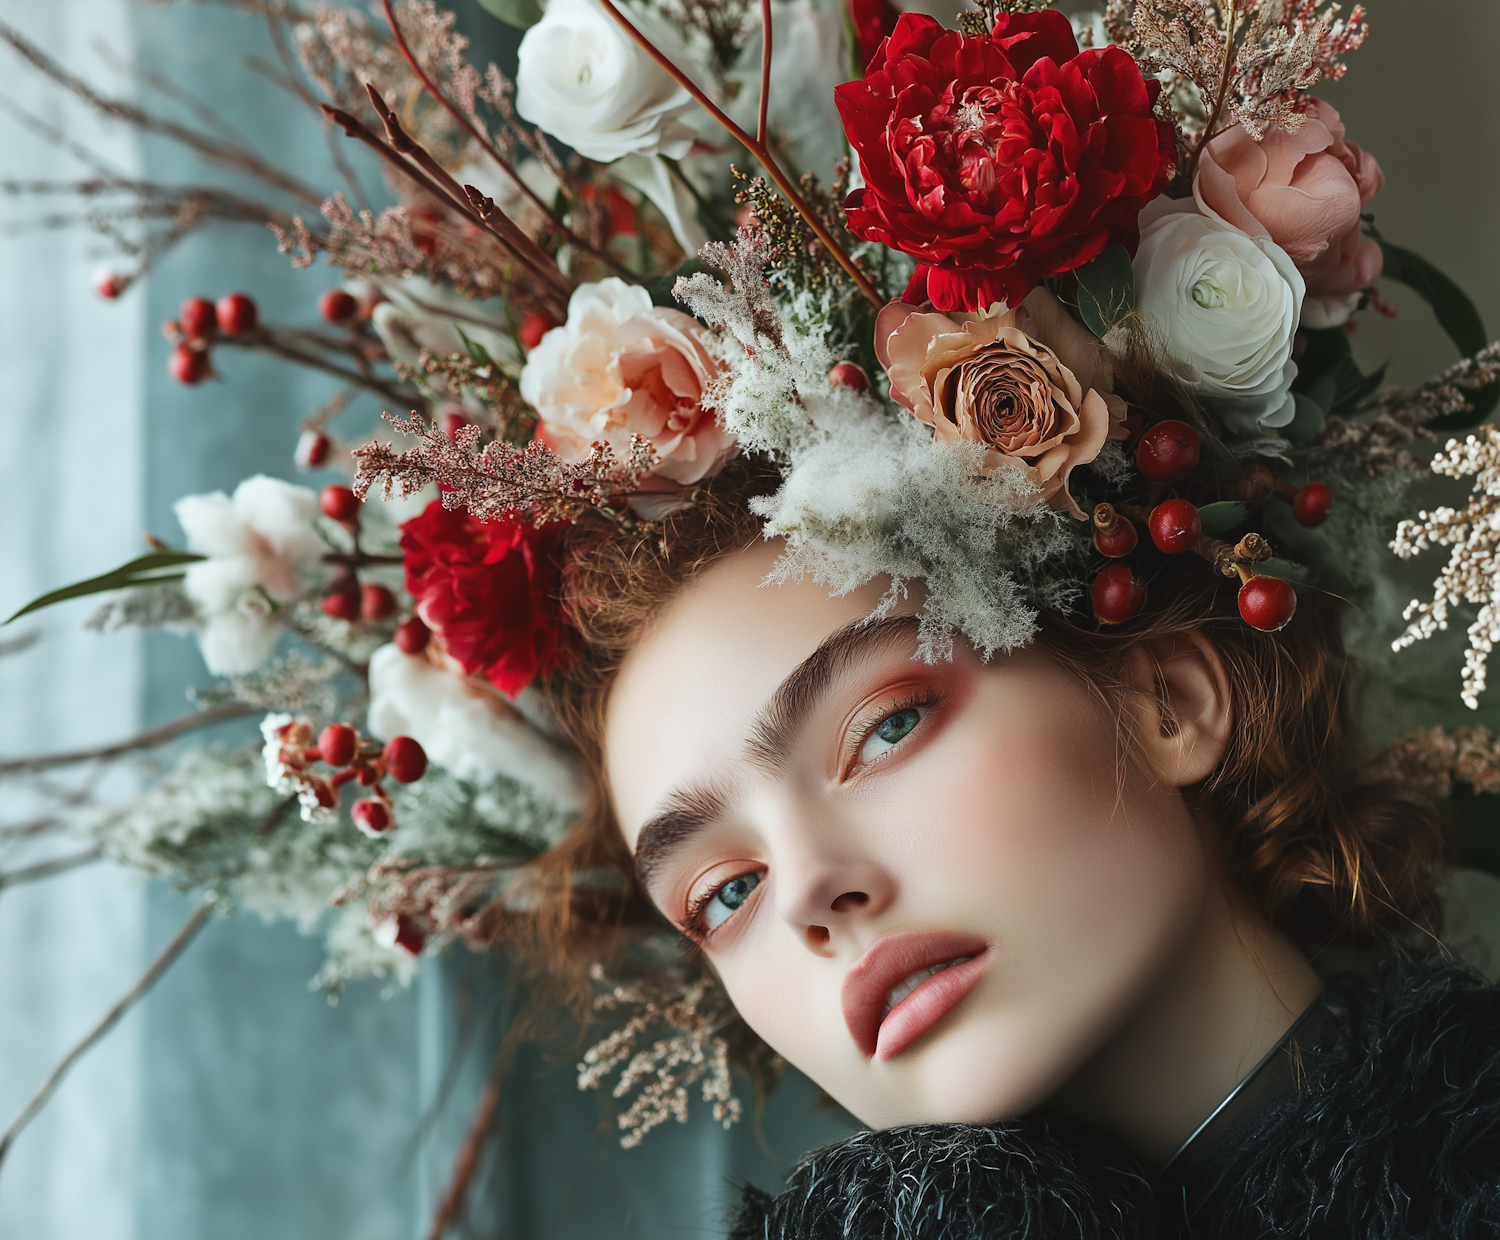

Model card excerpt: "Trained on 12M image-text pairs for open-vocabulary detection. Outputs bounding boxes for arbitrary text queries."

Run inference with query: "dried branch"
[0,902,213,1175]
[0,704,256,777]
[1367,725,1500,800]
[0,848,103,892]
[216,323,421,411]
[0,20,324,208]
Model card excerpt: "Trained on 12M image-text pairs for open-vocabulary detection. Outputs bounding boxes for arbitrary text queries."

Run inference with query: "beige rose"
[520,278,735,486]
[875,288,1126,518]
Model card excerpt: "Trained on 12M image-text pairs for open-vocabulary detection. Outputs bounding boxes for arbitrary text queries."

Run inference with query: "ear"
[1124,632,1233,788]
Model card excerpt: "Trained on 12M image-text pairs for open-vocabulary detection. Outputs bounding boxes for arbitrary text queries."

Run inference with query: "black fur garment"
[729,961,1500,1239]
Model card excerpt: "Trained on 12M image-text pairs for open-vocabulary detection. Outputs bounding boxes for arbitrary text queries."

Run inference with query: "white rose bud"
[1132,211,1305,435]
[515,0,696,164]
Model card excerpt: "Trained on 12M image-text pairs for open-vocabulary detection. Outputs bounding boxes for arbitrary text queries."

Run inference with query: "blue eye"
[858,705,924,764]
[702,871,762,930]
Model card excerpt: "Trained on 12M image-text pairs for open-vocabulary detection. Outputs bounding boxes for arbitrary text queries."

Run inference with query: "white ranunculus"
[174,476,325,674]
[515,0,695,164]
[1132,210,1305,435]
[366,644,583,818]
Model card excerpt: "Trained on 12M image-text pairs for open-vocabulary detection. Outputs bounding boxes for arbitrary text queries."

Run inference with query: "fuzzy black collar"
[730,961,1500,1239]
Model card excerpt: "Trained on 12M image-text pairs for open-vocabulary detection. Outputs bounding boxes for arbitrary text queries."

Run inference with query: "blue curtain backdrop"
[3,0,1500,1236]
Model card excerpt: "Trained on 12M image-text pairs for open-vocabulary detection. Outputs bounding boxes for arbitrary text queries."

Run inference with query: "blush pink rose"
[519,278,736,486]
[875,287,1126,518]
[1194,99,1384,327]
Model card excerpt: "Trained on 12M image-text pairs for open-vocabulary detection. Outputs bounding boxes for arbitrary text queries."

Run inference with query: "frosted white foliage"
[1390,428,1500,709]
[311,904,419,995]
[675,237,1077,658]
[367,644,583,820]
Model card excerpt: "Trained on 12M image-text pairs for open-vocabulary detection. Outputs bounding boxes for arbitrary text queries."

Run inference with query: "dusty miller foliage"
[673,235,1082,661]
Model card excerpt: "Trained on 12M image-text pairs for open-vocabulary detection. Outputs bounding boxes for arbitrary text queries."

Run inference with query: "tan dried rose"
[875,287,1126,518]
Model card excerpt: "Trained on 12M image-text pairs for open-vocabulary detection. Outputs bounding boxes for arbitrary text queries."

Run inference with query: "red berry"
[1292,482,1334,528]
[1093,514,1138,558]
[388,913,426,954]
[320,485,360,523]
[321,584,362,621]
[382,735,428,784]
[1091,563,1147,625]
[352,798,392,836]
[94,269,124,299]
[518,309,558,352]
[179,297,217,340]
[216,293,258,336]
[310,778,339,809]
[1149,499,1202,554]
[440,410,472,442]
[1238,574,1297,632]
[169,343,210,385]
[319,289,358,324]
[828,361,870,393]
[295,430,331,470]
[394,615,430,655]
[1135,420,1201,484]
[318,723,358,768]
[361,583,397,621]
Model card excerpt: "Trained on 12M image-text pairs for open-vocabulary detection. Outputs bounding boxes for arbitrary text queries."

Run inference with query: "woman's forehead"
[603,541,916,847]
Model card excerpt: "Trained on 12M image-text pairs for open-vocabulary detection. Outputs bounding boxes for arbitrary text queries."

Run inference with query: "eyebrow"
[632,613,922,888]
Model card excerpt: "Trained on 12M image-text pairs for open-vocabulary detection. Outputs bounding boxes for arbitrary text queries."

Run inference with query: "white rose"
[520,278,735,485]
[367,644,582,821]
[1133,210,1305,435]
[515,0,695,164]
[174,476,325,674]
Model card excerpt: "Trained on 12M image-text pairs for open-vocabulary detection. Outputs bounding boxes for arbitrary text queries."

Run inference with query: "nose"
[769,809,897,956]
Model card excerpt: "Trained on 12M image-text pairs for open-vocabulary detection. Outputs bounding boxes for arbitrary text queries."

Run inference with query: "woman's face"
[605,539,1212,1130]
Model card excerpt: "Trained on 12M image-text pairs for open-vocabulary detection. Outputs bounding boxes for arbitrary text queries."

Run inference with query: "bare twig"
[756,0,772,145]
[0,704,255,777]
[0,848,103,891]
[378,0,626,276]
[0,902,213,1175]
[0,20,324,208]
[592,0,881,306]
[217,326,421,410]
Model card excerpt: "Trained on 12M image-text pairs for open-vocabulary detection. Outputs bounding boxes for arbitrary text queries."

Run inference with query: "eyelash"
[847,686,943,773]
[677,687,943,942]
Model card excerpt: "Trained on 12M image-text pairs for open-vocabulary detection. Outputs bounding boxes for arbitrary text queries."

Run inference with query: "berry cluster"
[266,717,428,836]
[316,484,401,624]
[162,294,259,385]
[1088,420,1334,634]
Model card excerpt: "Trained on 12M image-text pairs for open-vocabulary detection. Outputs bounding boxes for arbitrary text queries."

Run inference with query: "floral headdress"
[10,0,1500,1180]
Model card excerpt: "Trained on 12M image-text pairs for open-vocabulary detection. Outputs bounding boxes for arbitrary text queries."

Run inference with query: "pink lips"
[841,929,992,1062]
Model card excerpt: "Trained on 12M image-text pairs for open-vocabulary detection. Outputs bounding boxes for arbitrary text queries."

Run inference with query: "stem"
[592,0,882,307]
[757,0,772,146]
[1185,0,1240,187]
[218,329,422,411]
[379,0,629,278]
[0,704,256,777]
[0,848,102,891]
[425,1034,521,1240]
[0,903,212,1175]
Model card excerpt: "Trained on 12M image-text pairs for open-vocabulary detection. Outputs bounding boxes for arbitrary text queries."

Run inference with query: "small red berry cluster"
[296,722,429,837]
[316,484,401,624]
[1089,419,1334,634]
[162,294,259,386]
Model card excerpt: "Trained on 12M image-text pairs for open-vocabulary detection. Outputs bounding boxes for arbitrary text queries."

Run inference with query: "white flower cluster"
[675,239,1078,660]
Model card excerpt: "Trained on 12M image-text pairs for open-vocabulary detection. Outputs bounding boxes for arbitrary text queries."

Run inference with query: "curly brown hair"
[505,451,1446,1019]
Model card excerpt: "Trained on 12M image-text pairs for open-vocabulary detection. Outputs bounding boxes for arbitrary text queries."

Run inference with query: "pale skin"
[605,537,1323,1170]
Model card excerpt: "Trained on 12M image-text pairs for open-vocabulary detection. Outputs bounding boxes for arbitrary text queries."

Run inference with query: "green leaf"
[1074,246,1137,338]
[1379,239,1498,428]
[474,0,542,27]
[1255,557,1312,585]
[4,551,205,625]
[456,325,493,365]
[1197,501,1251,538]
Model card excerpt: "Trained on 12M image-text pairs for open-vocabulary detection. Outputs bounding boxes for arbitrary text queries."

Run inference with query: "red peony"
[400,500,575,697]
[835,11,1175,313]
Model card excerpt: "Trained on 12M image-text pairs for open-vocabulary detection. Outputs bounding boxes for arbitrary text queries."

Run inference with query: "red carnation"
[399,501,575,697]
[835,11,1175,312]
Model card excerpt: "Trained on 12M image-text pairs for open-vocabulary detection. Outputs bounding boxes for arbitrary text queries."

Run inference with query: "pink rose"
[875,287,1126,518]
[1194,99,1384,327]
[519,278,736,486]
